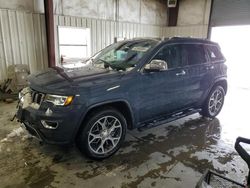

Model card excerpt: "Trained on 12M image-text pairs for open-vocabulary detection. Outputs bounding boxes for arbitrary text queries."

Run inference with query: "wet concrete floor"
[0,86,249,188]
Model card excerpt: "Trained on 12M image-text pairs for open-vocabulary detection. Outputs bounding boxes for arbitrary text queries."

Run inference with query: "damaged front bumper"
[20,122,42,141]
[16,88,84,145]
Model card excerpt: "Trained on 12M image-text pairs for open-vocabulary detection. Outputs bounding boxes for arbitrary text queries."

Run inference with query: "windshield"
[89,40,158,72]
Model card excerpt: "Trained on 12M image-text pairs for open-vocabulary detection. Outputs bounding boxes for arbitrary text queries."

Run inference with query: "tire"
[200,85,225,118]
[77,107,127,160]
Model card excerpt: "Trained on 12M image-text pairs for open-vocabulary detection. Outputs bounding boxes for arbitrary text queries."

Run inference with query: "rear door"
[181,44,210,107]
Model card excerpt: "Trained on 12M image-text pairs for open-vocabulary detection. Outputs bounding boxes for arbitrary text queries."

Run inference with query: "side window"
[206,45,224,62]
[153,45,181,69]
[182,44,207,66]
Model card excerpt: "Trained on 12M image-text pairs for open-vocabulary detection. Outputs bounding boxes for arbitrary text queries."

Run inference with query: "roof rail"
[160,36,193,41]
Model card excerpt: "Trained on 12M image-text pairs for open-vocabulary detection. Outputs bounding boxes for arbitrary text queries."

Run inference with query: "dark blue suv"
[16,37,227,159]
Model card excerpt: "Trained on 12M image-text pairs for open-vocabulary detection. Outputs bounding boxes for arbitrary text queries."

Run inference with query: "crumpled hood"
[29,66,122,94]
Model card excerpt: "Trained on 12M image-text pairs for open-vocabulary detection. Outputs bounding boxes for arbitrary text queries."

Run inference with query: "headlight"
[18,93,24,103]
[44,94,74,106]
[18,87,30,104]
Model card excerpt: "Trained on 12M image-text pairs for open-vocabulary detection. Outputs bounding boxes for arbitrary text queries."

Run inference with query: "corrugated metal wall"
[162,25,208,38]
[0,8,208,81]
[0,9,48,81]
[53,15,163,65]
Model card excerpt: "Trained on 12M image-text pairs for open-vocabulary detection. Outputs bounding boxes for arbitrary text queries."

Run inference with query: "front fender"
[71,99,135,142]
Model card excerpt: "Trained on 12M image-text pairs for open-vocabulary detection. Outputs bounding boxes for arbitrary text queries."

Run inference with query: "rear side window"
[206,45,224,62]
[182,44,207,66]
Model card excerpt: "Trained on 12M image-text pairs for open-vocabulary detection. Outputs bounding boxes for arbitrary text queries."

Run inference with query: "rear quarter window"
[206,45,224,62]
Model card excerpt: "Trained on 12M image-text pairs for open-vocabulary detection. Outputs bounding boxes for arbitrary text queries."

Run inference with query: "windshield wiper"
[98,59,109,64]
[124,53,137,63]
[97,59,117,70]
[52,66,73,82]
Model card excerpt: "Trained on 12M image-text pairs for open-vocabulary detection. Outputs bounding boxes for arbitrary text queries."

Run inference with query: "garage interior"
[0,0,250,187]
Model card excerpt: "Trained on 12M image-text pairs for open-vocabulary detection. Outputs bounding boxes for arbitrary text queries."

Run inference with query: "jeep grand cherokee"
[16,37,227,159]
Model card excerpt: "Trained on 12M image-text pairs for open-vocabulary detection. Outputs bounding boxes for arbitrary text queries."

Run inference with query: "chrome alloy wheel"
[208,88,223,116]
[88,116,122,155]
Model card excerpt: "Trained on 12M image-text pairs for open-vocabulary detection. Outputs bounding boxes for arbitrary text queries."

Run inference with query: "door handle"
[206,65,214,70]
[176,70,186,76]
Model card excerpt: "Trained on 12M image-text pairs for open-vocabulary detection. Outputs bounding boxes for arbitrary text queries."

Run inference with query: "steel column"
[44,0,55,67]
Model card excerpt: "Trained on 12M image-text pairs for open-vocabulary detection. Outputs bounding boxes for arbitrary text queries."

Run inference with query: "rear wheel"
[77,107,127,159]
[200,85,225,118]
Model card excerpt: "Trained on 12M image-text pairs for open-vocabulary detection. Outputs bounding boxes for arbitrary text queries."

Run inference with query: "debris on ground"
[0,64,30,102]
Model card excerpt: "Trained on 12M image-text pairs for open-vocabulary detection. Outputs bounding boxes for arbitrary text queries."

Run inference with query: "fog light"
[41,120,58,129]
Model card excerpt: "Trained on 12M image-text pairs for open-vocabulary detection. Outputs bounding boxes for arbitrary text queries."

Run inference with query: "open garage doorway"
[211,26,250,143]
[211,25,250,89]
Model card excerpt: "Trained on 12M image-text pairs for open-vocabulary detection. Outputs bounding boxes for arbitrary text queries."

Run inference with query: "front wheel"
[77,107,127,160]
[200,85,225,118]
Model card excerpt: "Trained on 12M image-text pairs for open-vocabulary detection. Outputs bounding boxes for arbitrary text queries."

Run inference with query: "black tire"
[200,85,225,118]
[77,107,127,160]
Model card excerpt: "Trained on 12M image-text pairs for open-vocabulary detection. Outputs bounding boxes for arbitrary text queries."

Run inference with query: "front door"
[137,44,189,123]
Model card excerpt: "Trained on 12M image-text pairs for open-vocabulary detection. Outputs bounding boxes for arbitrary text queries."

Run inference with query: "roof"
[129,37,217,45]
[165,37,217,45]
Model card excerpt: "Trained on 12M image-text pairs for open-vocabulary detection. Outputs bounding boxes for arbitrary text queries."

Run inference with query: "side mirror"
[144,59,168,72]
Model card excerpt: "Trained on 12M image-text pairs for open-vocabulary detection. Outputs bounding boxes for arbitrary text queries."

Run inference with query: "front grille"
[31,89,45,104]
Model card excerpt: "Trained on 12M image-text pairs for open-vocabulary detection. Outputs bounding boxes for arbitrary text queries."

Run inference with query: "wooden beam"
[44,0,55,67]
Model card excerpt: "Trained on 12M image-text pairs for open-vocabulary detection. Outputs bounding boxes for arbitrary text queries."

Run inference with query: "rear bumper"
[16,104,84,145]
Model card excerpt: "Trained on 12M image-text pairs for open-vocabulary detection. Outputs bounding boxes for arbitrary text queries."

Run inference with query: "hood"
[29,66,122,94]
